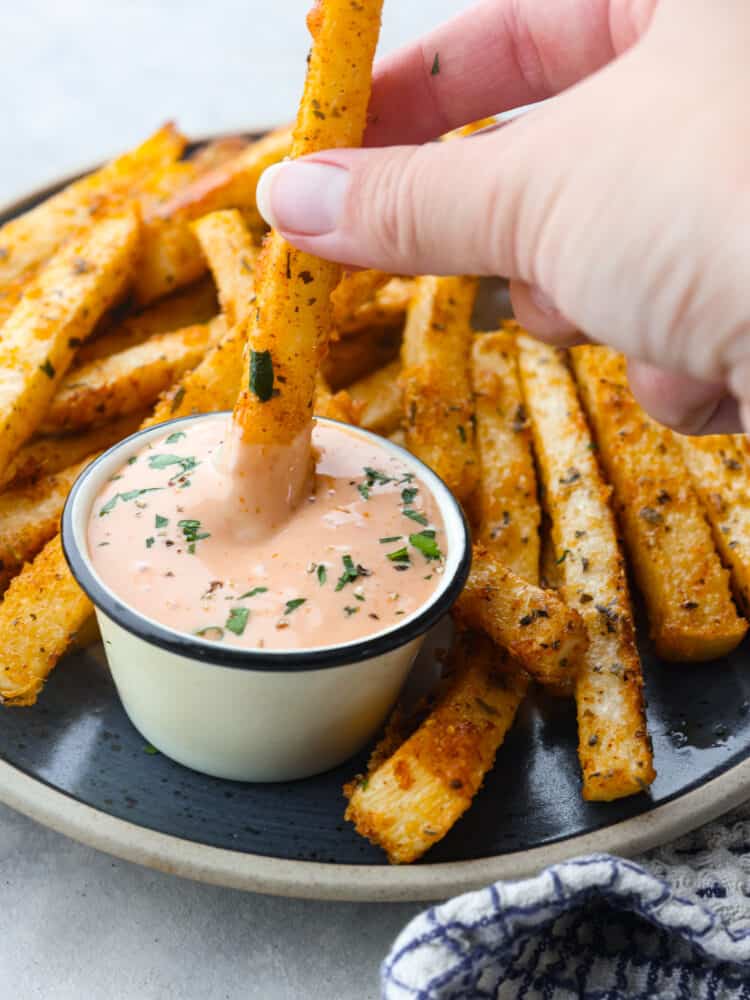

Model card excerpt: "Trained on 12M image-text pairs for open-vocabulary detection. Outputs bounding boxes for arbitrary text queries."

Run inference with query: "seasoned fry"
[471,331,540,583]
[518,334,655,801]
[0,124,183,325]
[191,210,260,326]
[331,270,393,328]
[77,278,218,364]
[133,127,292,305]
[0,411,146,490]
[0,458,92,594]
[571,346,746,661]
[335,277,413,336]
[454,544,587,686]
[344,631,527,864]
[233,0,383,447]
[186,136,248,174]
[676,433,750,616]
[400,276,479,502]
[0,212,139,479]
[314,372,360,423]
[40,318,226,433]
[323,325,402,389]
[0,534,93,706]
[347,359,402,435]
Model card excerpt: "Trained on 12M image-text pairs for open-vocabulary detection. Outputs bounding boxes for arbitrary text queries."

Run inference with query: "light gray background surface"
[0,2,470,998]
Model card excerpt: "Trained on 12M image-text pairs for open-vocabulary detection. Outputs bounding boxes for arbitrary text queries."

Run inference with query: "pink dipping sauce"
[88,418,446,650]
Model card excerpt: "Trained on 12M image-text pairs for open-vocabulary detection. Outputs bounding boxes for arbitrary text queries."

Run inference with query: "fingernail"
[256,160,350,236]
[529,284,558,316]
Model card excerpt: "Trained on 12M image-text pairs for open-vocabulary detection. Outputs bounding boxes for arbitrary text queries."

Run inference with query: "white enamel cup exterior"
[62,414,471,782]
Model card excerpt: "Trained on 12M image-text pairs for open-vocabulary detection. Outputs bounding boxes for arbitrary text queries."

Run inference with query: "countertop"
[0,3,468,998]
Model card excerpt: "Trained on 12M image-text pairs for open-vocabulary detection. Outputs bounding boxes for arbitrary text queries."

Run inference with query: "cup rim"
[61,413,471,672]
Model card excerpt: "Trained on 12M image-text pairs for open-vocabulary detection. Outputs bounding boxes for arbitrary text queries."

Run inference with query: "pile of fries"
[1,0,749,867]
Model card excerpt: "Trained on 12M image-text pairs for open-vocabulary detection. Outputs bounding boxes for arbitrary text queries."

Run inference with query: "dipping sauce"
[88,417,447,650]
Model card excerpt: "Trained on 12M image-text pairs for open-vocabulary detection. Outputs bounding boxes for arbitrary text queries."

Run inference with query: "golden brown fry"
[77,278,218,364]
[0,124,184,327]
[0,458,91,594]
[335,277,414,337]
[571,346,746,661]
[186,136,249,174]
[40,318,226,433]
[0,534,93,706]
[133,127,292,305]
[233,0,383,447]
[0,212,139,479]
[471,331,540,582]
[331,270,393,328]
[0,411,146,491]
[400,275,479,502]
[191,210,260,326]
[454,544,587,686]
[314,373,360,423]
[323,325,402,389]
[676,433,750,616]
[344,631,528,864]
[518,334,655,801]
[347,359,403,435]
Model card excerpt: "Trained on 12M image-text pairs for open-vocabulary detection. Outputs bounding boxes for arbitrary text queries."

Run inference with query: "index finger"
[365,0,656,146]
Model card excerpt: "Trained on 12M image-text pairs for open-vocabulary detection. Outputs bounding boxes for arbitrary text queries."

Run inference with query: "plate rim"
[2,136,749,903]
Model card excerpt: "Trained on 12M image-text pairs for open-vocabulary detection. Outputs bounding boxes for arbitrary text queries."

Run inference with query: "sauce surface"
[88,418,447,650]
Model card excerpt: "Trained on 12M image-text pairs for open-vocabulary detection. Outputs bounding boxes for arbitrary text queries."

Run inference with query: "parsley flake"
[250,349,274,402]
[387,547,410,563]
[283,598,306,615]
[99,488,162,516]
[39,359,55,379]
[238,586,268,599]
[379,535,402,544]
[165,430,187,445]
[317,564,327,586]
[155,514,168,529]
[409,530,442,561]
[225,607,250,636]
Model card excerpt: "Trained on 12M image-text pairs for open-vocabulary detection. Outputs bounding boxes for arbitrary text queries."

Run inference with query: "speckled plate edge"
[1,138,749,903]
[0,753,749,901]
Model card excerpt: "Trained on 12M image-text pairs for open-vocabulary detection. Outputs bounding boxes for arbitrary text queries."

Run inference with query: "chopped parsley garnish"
[354,593,365,601]
[148,453,200,484]
[358,467,393,500]
[409,530,442,561]
[39,358,55,379]
[238,586,268,599]
[335,554,370,591]
[194,626,224,641]
[178,518,210,554]
[99,487,162,516]
[127,456,137,465]
[317,564,327,586]
[457,424,467,443]
[145,537,155,549]
[387,547,410,563]
[344,606,359,616]
[283,598,306,615]
[155,514,168,529]
[225,607,250,636]
[379,536,402,544]
[403,509,428,526]
[556,549,571,564]
[401,486,418,505]
[249,349,275,402]
[165,430,187,445]
[143,744,158,755]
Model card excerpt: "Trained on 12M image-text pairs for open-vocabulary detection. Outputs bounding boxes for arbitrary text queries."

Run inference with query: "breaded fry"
[400,276,479,502]
[344,631,528,864]
[0,535,93,706]
[323,325,402,389]
[676,433,750,616]
[471,331,540,583]
[518,334,655,801]
[186,136,249,174]
[0,411,146,490]
[335,277,414,337]
[0,212,139,479]
[77,278,218,364]
[191,210,260,326]
[0,458,92,594]
[571,346,746,661]
[233,0,383,447]
[347,359,402,435]
[454,544,587,686]
[331,270,393,328]
[133,127,292,305]
[40,318,226,433]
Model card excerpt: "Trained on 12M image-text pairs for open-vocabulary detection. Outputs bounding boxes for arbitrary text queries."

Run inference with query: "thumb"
[254,126,543,276]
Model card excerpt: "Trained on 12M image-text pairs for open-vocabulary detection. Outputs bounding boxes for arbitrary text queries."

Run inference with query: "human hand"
[256,0,750,434]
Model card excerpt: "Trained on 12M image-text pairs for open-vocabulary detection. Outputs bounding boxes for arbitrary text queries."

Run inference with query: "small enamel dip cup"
[62,414,470,782]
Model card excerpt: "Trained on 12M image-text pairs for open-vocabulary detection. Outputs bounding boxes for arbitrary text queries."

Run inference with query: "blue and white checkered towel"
[382,805,750,999]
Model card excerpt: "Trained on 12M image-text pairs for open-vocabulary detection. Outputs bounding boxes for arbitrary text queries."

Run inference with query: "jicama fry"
[344,631,527,864]
[454,544,587,686]
[0,411,146,491]
[0,534,93,706]
[40,318,226,433]
[76,278,218,364]
[676,433,750,616]
[518,334,655,801]
[133,127,292,305]
[323,325,402,389]
[186,136,248,174]
[331,270,393,328]
[314,373,360,423]
[233,0,383,447]
[347,359,402,435]
[400,276,479,502]
[335,277,413,337]
[191,209,260,326]
[471,331,540,583]
[0,458,92,594]
[0,211,139,480]
[571,345,746,661]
